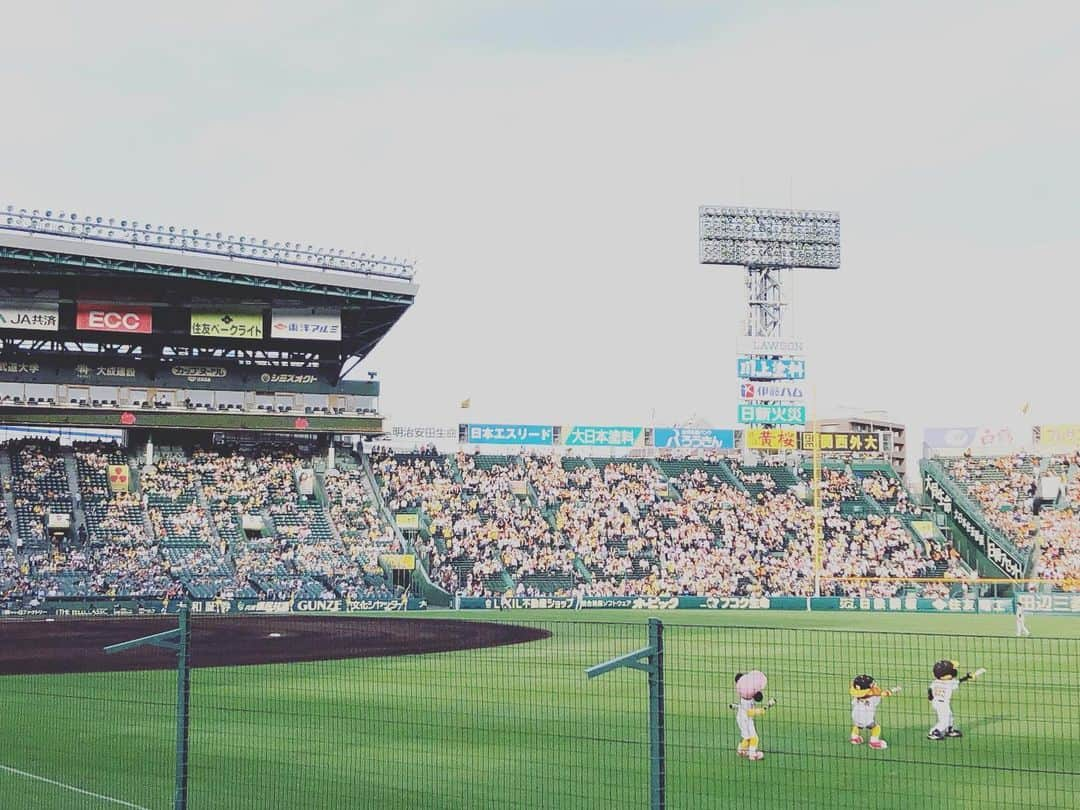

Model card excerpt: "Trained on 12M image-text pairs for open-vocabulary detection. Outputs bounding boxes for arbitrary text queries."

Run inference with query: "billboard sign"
[76,302,152,334]
[464,424,554,446]
[738,381,807,402]
[736,336,806,357]
[923,426,1016,452]
[738,404,806,426]
[270,308,341,342]
[745,428,798,450]
[1034,424,1080,449]
[190,310,263,340]
[107,464,130,492]
[798,431,881,452]
[0,301,59,332]
[737,357,806,380]
[653,427,736,449]
[562,425,645,448]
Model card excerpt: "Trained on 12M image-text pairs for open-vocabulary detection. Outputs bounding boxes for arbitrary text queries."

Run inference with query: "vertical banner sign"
[107,464,130,493]
[190,311,263,340]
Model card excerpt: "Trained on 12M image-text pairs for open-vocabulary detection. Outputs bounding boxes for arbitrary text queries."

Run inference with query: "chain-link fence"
[1,614,1078,809]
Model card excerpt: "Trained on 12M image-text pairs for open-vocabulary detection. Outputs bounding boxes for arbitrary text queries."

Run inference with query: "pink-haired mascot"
[728,670,777,760]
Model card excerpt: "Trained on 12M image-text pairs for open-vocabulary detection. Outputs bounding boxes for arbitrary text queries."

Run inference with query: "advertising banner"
[738,381,807,402]
[107,464,130,493]
[653,427,736,449]
[0,301,59,332]
[923,471,1025,578]
[381,554,416,570]
[736,336,806,357]
[391,425,458,442]
[737,404,806,426]
[270,308,341,342]
[798,431,881,452]
[190,310,263,340]
[745,428,798,450]
[463,424,554,446]
[562,425,645,448]
[76,302,152,334]
[395,513,420,530]
[1017,593,1080,614]
[1034,424,1080,449]
[737,357,806,380]
[923,426,1016,452]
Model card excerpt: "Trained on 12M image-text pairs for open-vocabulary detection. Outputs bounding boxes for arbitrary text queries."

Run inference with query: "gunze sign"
[923,474,1024,578]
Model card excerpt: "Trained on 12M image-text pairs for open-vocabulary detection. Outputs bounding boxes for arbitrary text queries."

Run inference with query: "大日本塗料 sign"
[562,426,645,447]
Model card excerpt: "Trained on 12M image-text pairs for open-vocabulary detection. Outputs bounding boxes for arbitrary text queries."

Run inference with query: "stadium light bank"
[1,204,415,282]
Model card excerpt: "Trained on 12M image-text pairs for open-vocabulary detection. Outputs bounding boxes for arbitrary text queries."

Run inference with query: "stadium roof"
[0,206,418,302]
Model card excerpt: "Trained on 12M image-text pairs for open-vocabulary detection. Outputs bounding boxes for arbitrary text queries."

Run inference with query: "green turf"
[1,610,1078,809]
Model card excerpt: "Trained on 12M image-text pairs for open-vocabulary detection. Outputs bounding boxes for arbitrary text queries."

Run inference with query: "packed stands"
[9,440,71,549]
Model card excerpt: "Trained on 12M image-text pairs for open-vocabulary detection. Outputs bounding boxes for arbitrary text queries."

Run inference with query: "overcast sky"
[2,1,1078,452]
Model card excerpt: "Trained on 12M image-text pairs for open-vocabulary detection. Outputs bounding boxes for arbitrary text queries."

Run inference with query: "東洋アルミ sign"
[739,381,807,402]
[76,302,153,334]
[0,301,59,332]
[737,404,806,426]
[736,336,806,357]
[270,308,341,342]
[190,310,263,340]
[736,357,806,380]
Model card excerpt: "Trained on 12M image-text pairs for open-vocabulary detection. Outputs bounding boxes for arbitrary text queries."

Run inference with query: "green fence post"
[104,602,192,810]
[174,603,191,810]
[648,617,665,810]
[585,618,666,810]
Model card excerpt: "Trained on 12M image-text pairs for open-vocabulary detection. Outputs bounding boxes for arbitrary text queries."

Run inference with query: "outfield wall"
[8,593,1080,617]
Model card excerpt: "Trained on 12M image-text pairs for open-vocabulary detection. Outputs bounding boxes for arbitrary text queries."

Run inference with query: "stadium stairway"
[61,447,89,543]
[0,448,18,549]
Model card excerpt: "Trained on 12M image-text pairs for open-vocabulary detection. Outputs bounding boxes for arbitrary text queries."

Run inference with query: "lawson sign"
[736,336,806,357]
[653,427,735,449]
[739,381,806,402]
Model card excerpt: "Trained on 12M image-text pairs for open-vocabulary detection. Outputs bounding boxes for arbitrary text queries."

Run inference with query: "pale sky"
[2,1,1078,453]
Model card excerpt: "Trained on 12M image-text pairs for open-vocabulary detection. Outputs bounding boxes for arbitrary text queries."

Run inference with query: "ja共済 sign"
[0,301,59,332]
[737,404,806,425]
[736,357,806,380]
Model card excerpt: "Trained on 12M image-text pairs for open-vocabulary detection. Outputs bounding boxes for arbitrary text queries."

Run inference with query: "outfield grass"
[1,610,1078,809]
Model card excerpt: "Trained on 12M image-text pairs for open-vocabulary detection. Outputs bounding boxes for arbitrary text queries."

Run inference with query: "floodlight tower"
[698,206,840,339]
[698,205,841,597]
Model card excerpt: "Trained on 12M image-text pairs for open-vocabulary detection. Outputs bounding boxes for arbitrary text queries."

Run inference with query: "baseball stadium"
[0,201,1077,810]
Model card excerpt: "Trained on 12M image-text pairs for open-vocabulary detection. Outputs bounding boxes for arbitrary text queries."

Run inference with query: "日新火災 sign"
[736,357,806,380]
[653,427,735,449]
[464,424,554,446]
[737,404,806,425]
[738,381,807,402]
